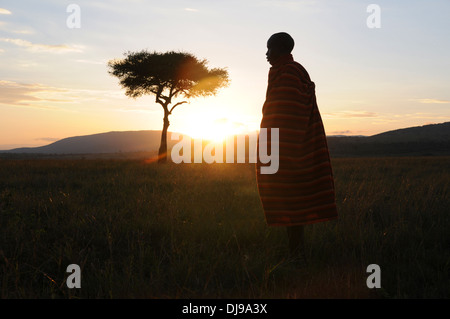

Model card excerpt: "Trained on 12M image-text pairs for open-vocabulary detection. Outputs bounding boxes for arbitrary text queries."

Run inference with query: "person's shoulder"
[285,61,311,81]
[289,61,308,73]
[281,62,300,73]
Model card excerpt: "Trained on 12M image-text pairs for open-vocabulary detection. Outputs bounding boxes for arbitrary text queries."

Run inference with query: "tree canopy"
[108,50,229,109]
[107,50,229,162]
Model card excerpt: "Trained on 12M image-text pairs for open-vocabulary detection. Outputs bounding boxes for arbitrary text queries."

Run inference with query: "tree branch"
[172,88,182,97]
[155,85,164,105]
[155,85,171,106]
[169,101,188,114]
[169,84,174,99]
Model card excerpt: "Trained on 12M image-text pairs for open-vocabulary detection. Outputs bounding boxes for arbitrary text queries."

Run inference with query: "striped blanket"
[256,54,338,226]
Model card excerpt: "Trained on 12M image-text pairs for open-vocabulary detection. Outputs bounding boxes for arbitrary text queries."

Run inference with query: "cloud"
[0,80,66,109]
[0,8,12,14]
[323,111,378,119]
[413,99,450,104]
[0,80,127,110]
[12,29,35,35]
[184,8,199,12]
[406,113,450,120]
[330,130,353,135]
[0,38,83,53]
[366,113,450,128]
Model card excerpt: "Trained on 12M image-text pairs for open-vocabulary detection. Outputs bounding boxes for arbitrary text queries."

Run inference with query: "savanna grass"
[0,157,449,298]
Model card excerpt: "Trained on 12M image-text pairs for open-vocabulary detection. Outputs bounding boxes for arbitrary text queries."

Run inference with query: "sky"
[1,0,449,149]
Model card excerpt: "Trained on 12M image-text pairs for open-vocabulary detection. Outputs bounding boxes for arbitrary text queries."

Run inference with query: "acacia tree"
[108,50,229,162]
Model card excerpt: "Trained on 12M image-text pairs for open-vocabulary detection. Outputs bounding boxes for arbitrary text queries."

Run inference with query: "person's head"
[266,32,295,65]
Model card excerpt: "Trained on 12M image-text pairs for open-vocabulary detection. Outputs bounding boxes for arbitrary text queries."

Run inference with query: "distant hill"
[1,122,449,158]
[1,130,178,155]
[0,130,191,159]
[327,122,450,157]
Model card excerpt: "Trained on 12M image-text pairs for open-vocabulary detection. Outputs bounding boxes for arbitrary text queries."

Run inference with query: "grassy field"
[0,156,449,298]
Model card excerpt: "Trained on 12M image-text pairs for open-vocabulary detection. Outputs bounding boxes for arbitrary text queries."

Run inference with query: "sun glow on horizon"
[181,112,253,142]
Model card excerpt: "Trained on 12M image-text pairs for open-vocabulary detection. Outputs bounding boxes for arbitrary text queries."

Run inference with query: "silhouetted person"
[256,32,338,266]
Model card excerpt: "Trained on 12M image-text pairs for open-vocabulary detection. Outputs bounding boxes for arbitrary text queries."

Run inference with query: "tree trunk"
[158,112,170,163]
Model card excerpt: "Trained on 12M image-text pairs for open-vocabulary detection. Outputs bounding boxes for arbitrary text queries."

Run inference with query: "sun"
[183,114,247,142]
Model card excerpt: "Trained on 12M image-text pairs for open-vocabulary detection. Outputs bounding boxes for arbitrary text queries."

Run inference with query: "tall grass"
[0,157,449,298]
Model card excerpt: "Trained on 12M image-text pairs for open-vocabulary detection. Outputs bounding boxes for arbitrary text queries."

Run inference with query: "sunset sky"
[1,0,449,149]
